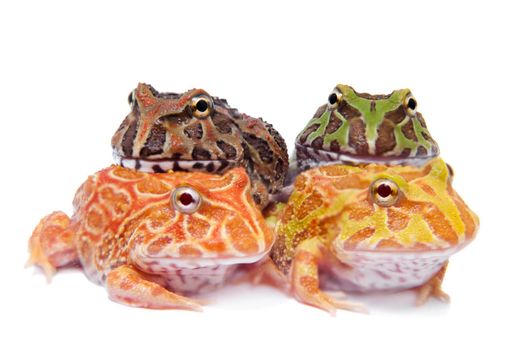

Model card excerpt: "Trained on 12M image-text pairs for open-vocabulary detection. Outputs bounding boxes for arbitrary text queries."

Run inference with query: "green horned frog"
[290,84,440,180]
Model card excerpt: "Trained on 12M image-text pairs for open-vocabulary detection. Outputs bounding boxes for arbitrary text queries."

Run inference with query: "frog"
[269,158,479,314]
[27,166,274,310]
[289,84,440,182]
[111,83,288,209]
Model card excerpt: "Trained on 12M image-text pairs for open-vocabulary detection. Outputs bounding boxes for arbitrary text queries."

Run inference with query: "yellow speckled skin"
[270,158,479,314]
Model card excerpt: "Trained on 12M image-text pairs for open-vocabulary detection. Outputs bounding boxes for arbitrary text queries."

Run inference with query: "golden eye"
[191,95,213,118]
[370,178,400,207]
[327,89,342,108]
[171,186,202,214]
[404,94,418,116]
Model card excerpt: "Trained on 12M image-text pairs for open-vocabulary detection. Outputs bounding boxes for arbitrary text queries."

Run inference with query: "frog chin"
[113,153,235,174]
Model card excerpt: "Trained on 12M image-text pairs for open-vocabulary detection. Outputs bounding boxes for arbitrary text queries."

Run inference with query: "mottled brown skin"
[112,83,288,208]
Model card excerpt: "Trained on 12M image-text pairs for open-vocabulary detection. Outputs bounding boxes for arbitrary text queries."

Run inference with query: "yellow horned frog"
[270,158,479,314]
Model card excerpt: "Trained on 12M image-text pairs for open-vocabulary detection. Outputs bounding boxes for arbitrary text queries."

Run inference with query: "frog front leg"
[106,265,202,311]
[291,237,367,315]
[27,211,79,280]
[415,261,450,305]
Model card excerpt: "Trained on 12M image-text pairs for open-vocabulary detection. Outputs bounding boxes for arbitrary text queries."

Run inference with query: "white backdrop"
[1,1,523,349]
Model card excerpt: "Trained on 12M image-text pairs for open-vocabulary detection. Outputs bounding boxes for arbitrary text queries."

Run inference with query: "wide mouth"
[131,252,269,274]
[331,240,473,260]
[296,144,437,167]
[114,154,235,173]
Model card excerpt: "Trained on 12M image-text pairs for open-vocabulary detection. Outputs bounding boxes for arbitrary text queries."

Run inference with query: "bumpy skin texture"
[270,158,478,314]
[291,84,439,179]
[112,83,288,208]
[27,167,274,310]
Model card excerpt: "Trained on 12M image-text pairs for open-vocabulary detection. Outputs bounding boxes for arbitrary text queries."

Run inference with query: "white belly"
[321,250,453,292]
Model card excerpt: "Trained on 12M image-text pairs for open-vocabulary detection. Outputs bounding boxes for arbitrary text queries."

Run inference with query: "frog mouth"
[114,154,235,174]
[129,253,269,276]
[294,145,437,167]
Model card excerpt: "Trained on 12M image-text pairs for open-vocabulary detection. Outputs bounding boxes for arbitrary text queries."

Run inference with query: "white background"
[1,0,523,349]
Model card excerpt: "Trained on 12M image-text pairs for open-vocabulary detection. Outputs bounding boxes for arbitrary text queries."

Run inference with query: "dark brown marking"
[121,119,138,157]
[216,140,238,159]
[416,112,427,128]
[183,122,203,139]
[375,120,396,155]
[421,131,432,141]
[370,101,376,112]
[140,122,167,157]
[416,146,428,156]
[242,133,273,163]
[348,118,369,154]
[151,165,165,173]
[325,112,343,134]
[329,140,340,152]
[217,160,230,172]
[400,148,411,157]
[263,119,288,156]
[192,147,212,160]
[311,136,324,149]
[211,114,233,134]
[401,120,418,141]
[299,124,320,144]
[338,101,361,120]
[384,105,407,124]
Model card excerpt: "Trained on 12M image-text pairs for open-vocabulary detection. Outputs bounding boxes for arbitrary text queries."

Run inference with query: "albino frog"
[269,158,479,314]
[28,166,274,310]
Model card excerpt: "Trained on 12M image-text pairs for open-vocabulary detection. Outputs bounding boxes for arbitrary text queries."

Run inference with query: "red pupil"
[377,184,392,198]
[179,192,194,206]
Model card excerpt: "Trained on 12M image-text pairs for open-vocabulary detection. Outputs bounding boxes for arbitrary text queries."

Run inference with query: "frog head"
[111,83,288,208]
[126,167,274,273]
[317,159,478,257]
[294,84,439,172]
[273,158,478,273]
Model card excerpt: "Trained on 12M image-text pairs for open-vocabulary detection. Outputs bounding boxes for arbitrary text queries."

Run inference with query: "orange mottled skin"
[28,166,273,310]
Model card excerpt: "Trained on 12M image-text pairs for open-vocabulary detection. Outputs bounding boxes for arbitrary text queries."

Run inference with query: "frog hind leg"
[106,265,202,311]
[291,237,368,315]
[415,261,451,305]
[27,211,79,281]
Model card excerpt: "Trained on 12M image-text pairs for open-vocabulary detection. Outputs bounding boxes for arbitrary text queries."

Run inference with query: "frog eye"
[327,89,343,108]
[191,95,214,118]
[370,179,400,207]
[128,90,136,108]
[404,95,418,116]
[171,186,202,214]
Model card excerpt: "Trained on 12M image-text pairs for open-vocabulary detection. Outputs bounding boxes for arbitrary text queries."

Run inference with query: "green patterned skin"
[291,85,439,177]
